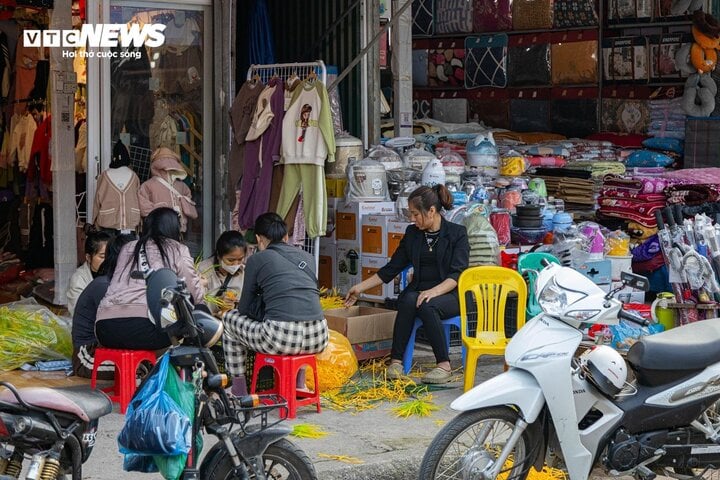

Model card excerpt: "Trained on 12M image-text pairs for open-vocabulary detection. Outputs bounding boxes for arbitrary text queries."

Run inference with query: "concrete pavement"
[83,344,503,479]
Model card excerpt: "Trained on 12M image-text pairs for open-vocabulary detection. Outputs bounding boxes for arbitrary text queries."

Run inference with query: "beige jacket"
[137,148,198,232]
[93,167,141,230]
[66,262,93,315]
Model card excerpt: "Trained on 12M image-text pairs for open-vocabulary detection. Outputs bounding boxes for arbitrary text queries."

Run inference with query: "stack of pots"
[511,204,547,245]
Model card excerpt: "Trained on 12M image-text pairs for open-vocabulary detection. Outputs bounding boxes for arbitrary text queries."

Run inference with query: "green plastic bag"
[153,363,199,480]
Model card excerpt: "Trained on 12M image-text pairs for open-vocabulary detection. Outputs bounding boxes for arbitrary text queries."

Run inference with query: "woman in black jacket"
[345,185,470,384]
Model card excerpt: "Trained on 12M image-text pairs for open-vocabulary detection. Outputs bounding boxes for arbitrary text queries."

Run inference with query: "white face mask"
[221,261,242,275]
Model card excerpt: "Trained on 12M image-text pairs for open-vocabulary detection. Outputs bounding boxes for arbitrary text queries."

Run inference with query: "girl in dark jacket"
[345,185,470,384]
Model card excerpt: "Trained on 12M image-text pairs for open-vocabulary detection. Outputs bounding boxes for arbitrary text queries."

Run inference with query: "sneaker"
[421,367,452,384]
[386,362,405,380]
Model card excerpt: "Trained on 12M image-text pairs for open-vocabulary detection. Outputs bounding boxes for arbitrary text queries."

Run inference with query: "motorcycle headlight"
[538,281,568,316]
[565,310,601,321]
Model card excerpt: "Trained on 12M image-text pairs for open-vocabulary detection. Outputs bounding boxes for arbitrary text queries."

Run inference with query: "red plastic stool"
[91,348,157,414]
[250,353,321,419]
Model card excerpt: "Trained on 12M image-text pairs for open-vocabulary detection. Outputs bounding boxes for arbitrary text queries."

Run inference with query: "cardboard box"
[324,306,396,347]
[326,175,348,198]
[318,242,337,290]
[361,215,391,257]
[336,201,396,241]
[336,241,362,295]
[387,220,411,257]
[353,339,393,360]
[574,260,612,285]
[360,256,388,301]
[386,265,414,300]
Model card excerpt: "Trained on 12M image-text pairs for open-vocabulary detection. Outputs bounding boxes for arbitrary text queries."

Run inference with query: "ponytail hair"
[408,184,453,214]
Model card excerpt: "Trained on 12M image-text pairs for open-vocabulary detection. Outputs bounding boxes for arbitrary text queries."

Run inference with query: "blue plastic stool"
[402,316,466,374]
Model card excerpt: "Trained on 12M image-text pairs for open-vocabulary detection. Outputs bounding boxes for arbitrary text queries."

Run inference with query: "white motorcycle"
[420,261,720,480]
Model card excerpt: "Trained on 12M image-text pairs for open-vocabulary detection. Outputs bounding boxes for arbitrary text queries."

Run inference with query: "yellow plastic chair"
[458,266,528,392]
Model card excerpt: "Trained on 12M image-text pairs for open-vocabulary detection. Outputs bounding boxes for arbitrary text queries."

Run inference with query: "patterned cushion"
[468,90,510,128]
[553,0,598,28]
[602,37,649,82]
[551,33,598,85]
[412,0,434,35]
[512,0,553,30]
[435,0,473,34]
[648,33,691,82]
[429,41,465,88]
[607,0,652,22]
[601,98,651,134]
[465,35,508,88]
[473,0,512,31]
[507,35,551,87]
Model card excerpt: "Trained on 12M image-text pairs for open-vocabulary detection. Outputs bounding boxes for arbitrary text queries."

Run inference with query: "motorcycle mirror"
[620,271,650,292]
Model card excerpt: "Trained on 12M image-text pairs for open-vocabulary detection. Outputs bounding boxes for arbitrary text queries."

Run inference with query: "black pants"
[391,290,460,364]
[96,317,171,350]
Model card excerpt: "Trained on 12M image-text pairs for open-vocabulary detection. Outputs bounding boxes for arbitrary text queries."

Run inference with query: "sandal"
[421,367,452,384]
[386,362,405,380]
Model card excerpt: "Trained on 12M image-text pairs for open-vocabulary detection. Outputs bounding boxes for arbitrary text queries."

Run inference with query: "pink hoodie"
[138,148,198,232]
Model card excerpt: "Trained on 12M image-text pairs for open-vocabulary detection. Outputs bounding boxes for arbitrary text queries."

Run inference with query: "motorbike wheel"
[419,406,533,480]
[202,438,317,480]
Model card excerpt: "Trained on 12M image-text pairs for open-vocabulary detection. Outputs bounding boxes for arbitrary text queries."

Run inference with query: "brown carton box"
[324,306,396,346]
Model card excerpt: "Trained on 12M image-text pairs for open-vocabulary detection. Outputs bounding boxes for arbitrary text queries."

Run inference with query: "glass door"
[88,0,212,256]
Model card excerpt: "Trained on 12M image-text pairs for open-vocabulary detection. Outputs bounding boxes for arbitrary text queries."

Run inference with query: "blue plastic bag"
[118,354,191,456]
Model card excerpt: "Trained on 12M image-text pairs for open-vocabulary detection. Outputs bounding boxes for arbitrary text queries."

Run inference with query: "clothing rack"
[246,60,327,272]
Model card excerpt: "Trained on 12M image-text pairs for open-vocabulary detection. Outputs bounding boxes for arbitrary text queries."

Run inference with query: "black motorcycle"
[140,267,318,480]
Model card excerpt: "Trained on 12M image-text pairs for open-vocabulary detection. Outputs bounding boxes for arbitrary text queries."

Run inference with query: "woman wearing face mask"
[197,231,247,313]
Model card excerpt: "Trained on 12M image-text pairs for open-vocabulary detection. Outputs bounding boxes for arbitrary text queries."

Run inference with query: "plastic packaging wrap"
[473,0,512,32]
[403,147,437,171]
[0,299,72,371]
[507,35,551,87]
[396,182,420,221]
[311,330,359,391]
[606,230,631,256]
[368,145,403,170]
[463,204,501,266]
[466,132,498,168]
[346,158,390,202]
[439,150,466,187]
[119,354,192,457]
[422,159,446,187]
[512,0,553,30]
[551,33,599,85]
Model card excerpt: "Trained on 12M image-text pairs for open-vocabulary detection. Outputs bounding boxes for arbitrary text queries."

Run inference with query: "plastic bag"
[0,299,72,371]
[610,320,664,351]
[309,330,359,391]
[119,354,192,457]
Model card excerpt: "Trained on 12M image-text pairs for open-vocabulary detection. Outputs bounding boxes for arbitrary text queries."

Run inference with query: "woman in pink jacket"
[95,207,205,350]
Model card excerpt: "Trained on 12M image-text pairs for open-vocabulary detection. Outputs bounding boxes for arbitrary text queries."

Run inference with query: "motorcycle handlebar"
[618,309,650,327]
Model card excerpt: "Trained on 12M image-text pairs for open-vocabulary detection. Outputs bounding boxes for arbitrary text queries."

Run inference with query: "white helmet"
[579,345,627,397]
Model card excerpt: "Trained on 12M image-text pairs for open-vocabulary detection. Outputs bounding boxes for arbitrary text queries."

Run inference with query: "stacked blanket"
[598,175,670,227]
[647,97,686,140]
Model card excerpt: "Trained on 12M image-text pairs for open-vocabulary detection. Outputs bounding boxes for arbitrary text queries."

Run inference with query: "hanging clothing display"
[110,44,154,142]
[228,80,264,193]
[0,32,10,100]
[137,148,198,232]
[93,166,141,231]
[281,80,336,165]
[14,33,39,112]
[74,119,87,173]
[275,164,327,238]
[9,112,37,172]
[27,113,51,186]
[237,78,284,230]
[158,13,202,95]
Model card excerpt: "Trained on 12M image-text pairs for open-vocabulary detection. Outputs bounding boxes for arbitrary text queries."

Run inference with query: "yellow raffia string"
[434,419,446,427]
[290,424,329,439]
[319,287,345,311]
[321,358,436,413]
[392,396,440,418]
[317,453,364,465]
[491,448,567,480]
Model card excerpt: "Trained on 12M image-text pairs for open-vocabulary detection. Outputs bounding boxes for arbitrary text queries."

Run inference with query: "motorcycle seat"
[627,318,720,386]
[0,386,113,422]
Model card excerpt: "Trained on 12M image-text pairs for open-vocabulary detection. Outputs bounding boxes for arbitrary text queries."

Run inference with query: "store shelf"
[605,20,692,29]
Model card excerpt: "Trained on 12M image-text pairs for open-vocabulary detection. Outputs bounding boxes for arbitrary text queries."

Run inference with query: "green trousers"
[276,164,327,238]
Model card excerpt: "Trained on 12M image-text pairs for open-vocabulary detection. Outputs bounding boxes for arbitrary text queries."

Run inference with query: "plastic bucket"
[608,255,633,281]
